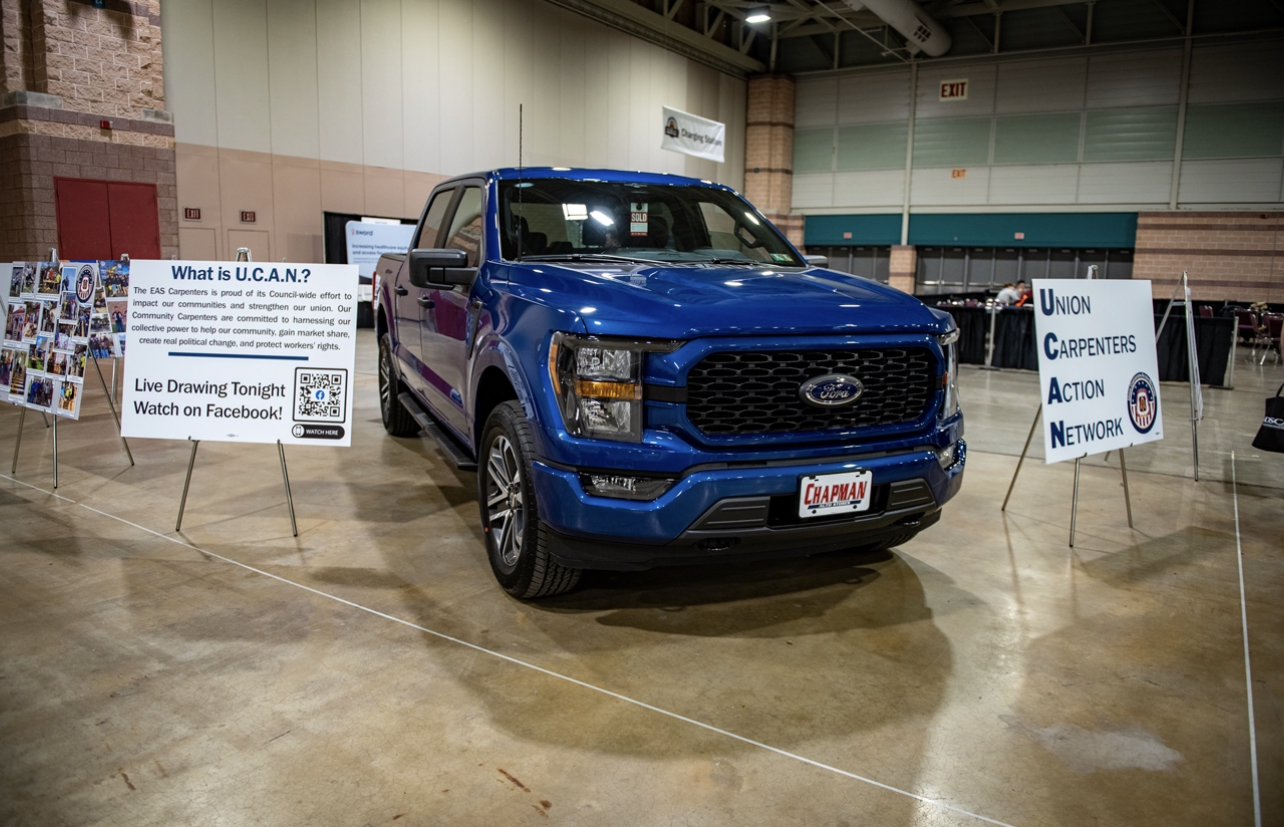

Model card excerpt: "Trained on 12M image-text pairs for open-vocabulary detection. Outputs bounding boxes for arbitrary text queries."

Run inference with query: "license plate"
[798,470,873,519]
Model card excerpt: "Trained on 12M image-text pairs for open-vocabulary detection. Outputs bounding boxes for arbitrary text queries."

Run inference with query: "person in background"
[995,282,1021,305]
[1015,280,1032,307]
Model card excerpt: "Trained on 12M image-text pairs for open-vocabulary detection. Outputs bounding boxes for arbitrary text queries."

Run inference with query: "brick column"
[889,245,917,294]
[744,74,802,247]
[1133,211,1283,302]
[0,0,176,262]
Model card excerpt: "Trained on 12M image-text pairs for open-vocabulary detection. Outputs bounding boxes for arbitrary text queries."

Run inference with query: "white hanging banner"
[1033,279,1164,464]
[660,106,725,163]
[121,260,358,446]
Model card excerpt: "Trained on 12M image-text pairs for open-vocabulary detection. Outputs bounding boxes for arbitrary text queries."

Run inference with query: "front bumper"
[530,441,965,570]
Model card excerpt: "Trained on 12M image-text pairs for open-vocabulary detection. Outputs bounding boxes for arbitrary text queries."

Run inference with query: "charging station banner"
[660,106,725,163]
[121,260,358,446]
[1033,279,1163,463]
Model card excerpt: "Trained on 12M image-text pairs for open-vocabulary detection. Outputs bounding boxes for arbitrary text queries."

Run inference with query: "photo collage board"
[2,260,129,419]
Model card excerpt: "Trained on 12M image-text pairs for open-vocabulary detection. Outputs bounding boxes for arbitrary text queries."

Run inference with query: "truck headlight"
[939,328,960,419]
[548,333,679,442]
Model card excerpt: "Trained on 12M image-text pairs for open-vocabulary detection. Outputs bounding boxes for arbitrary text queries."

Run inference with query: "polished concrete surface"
[1,332,1281,827]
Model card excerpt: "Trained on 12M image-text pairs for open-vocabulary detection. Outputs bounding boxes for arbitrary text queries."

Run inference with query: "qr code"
[293,368,348,423]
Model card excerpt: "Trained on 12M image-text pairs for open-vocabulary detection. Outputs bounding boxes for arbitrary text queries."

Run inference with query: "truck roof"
[436,167,738,192]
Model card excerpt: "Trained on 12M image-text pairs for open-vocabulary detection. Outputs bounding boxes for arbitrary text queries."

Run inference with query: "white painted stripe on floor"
[1230,453,1263,827]
[1,471,1016,827]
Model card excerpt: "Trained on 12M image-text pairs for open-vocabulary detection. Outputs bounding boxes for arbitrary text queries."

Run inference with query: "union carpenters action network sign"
[1033,279,1164,463]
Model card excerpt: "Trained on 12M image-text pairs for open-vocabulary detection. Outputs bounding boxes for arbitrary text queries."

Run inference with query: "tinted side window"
[414,189,453,249]
[444,186,484,268]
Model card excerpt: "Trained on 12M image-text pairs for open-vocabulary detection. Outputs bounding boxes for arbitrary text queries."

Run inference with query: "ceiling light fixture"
[745,6,771,24]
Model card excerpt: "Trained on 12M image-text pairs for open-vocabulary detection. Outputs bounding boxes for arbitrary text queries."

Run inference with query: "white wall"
[792,40,1284,215]
[163,0,745,184]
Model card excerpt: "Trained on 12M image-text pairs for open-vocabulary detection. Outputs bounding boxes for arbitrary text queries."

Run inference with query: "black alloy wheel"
[379,331,420,437]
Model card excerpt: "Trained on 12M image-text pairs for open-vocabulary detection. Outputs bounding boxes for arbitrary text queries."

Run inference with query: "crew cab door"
[394,187,453,400]
[421,182,484,436]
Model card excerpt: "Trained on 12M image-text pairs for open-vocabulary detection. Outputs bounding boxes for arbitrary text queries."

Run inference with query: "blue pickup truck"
[376,168,964,598]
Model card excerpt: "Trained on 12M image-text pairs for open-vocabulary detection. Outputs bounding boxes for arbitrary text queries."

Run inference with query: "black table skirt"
[934,305,1234,386]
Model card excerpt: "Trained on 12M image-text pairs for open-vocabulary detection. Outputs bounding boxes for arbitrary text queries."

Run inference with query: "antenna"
[517,104,523,262]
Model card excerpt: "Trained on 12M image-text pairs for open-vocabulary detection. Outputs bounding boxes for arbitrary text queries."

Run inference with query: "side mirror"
[408,248,474,288]
[804,255,829,267]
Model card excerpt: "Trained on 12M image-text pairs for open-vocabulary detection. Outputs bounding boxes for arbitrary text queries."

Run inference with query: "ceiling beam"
[543,0,765,75]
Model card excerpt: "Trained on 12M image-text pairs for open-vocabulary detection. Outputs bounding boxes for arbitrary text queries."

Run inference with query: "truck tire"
[478,401,581,599]
[379,331,421,437]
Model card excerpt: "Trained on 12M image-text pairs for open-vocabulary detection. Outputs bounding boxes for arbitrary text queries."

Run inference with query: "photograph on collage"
[0,347,15,399]
[72,307,90,337]
[88,333,115,359]
[56,379,81,418]
[101,260,129,298]
[22,301,41,341]
[4,303,25,343]
[8,349,27,397]
[36,262,61,297]
[28,337,51,373]
[107,301,128,333]
[19,263,38,298]
[25,373,54,411]
[67,345,87,379]
[38,301,57,335]
[8,263,29,300]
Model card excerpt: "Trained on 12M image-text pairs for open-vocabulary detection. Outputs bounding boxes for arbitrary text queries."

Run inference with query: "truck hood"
[504,261,949,339]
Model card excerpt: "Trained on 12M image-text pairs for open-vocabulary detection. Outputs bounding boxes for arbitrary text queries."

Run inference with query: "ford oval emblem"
[799,373,864,408]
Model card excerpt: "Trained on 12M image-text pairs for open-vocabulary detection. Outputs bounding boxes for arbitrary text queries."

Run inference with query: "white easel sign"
[120,260,359,446]
[1033,279,1163,464]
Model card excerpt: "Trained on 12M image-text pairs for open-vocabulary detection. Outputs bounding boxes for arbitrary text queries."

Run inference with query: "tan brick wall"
[744,74,794,217]
[0,130,177,261]
[32,0,163,118]
[1133,211,1283,303]
[1,0,38,95]
[888,245,916,294]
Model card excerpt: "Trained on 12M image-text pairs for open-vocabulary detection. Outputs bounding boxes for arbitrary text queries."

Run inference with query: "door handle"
[394,285,408,295]
[417,295,435,308]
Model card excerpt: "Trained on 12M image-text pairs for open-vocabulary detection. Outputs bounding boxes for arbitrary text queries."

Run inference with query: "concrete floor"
[1,331,1280,827]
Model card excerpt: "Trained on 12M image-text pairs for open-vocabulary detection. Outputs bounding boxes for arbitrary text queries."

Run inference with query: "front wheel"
[477,401,581,599]
[378,331,420,437]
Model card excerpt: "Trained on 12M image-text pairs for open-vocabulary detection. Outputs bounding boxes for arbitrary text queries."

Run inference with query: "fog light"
[937,443,956,469]
[581,473,675,501]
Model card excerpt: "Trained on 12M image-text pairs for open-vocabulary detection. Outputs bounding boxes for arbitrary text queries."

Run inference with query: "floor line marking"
[1,471,1016,827]
[1230,453,1263,827]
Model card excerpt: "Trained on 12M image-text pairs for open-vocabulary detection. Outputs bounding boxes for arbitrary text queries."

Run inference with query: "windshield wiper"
[519,253,660,265]
[676,257,770,267]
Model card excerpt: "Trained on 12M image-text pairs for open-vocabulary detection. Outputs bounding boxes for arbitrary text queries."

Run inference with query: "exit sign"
[183,207,201,221]
[240,211,256,223]
[939,79,968,101]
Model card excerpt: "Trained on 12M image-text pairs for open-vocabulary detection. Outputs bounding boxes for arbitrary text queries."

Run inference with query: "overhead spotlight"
[745,5,771,24]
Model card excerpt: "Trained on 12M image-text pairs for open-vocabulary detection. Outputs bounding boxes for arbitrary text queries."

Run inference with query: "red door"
[54,178,161,260]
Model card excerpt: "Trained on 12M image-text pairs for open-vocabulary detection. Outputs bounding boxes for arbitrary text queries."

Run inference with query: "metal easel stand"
[1156,270,1202,482]
[90,352,134,466]
[1002,264,1134,546]
[1002,405,1134,547]
[980,303,1000,371]
[173,247,296,538]
[172,438,298,538]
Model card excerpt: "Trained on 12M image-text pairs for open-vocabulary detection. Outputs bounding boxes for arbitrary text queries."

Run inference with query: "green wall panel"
[836,122,908,171]
[994,113,1081,164]
[909,212,1137,247]
[913,117,991,167]
[1182,102,1284,159]
[805,214,902,245]
[1083,107,1178,161]
[794,128,835,173]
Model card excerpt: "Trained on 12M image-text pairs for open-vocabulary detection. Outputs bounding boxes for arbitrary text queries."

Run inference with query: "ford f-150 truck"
[376,168,964,599]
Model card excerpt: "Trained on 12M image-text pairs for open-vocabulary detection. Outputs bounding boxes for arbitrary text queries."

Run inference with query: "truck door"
[394,187,453,400]
[421,183,484,436]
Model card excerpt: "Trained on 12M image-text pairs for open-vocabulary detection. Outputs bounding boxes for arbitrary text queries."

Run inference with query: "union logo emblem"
[1127,372,1157,434]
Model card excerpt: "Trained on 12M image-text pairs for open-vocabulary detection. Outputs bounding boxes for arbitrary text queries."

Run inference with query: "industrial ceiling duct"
[844,0,952,57]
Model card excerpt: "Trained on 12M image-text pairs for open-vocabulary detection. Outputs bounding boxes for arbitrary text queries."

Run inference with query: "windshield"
[498,179,804,266]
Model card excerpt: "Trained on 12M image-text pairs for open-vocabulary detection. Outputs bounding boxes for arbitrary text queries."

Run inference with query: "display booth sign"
[1033,279,1163,463]
[660,106,726,163]
[3,259,126,420]
[121,260,358,446]
[344,221,414,303]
